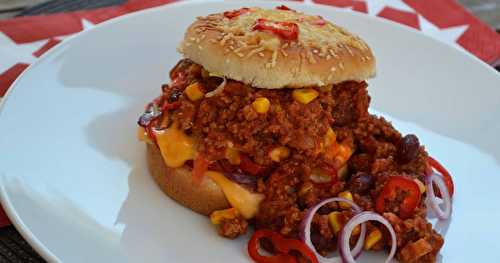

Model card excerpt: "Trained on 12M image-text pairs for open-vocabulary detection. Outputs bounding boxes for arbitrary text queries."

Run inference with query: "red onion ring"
[425,172,452,220]
[299,197,366,263]
[339,211,397,263]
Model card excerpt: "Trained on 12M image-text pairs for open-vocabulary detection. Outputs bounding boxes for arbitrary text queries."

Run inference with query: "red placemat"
[0,0,499,226]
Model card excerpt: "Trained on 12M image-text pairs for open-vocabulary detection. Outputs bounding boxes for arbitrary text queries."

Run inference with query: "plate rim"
[0,0,498,262]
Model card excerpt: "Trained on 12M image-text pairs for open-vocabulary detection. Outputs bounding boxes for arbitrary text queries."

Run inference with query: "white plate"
[1,1,499,262]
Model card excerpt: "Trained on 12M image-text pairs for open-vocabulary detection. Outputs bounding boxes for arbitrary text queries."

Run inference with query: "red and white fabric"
[0,0,499,226]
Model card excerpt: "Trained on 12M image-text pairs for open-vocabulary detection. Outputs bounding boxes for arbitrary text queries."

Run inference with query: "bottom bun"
[146,144,230,215]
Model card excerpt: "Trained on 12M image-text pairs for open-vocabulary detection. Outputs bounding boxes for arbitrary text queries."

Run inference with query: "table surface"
[0,0,499,262]
[1,0,500,28]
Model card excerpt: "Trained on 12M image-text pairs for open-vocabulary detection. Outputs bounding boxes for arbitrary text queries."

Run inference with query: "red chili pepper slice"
[239,155,265,176]
[224,7,250,19]
[375,176,421,219]
[427,156,454,197]
[276,5,294,11]
[248,229,318,263]
[193,154,210,185]
[252,19,299,41]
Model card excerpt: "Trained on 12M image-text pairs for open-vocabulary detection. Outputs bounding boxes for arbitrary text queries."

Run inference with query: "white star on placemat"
[418,15,469,48]
[365,0,415,16]
[0,33,46,73]
[0,18,95,74]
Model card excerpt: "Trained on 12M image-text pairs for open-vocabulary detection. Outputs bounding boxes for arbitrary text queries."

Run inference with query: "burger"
[137,6,453,263]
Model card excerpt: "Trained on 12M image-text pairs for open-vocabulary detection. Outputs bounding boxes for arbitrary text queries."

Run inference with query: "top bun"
[178,7,376,89]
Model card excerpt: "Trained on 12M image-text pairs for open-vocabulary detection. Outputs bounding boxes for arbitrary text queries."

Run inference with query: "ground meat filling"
[159,59,443,263]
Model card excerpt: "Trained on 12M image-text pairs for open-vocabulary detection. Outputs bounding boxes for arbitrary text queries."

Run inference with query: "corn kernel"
[184,82,204,101]
[269,146,290,162]
[335,144,353,167]
[324,128,337,147]
[414,178,426,194]
[210,208,239,225]
[292,88,319,104]
[225,147,241,165]
[252,97,271,114]
[338,191,353,209]
[364,228,382,250]
[328,211,345,234]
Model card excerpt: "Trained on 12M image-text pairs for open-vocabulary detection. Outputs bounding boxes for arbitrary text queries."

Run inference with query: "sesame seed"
[247,47,265,58]
[330,67,337,72]
[326,55,332,60]
[339,62,344,69]
[198,45,203,50]
[237,52,245,57]
[189,37,196,41]
[280,49,288,57]
[312,49,319,54]
[258,52,265,57]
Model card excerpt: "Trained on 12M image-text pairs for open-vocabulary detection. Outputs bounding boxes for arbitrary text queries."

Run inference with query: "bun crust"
[178,7,375,89]
[147,144,230,215]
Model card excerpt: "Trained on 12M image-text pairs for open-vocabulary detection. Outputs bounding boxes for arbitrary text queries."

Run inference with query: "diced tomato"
[252,19,299,41]
[375,176,421,219]
[193,154,210,185]
[427,156,454,197]
[223,7,250,19]
[248,229,318,263]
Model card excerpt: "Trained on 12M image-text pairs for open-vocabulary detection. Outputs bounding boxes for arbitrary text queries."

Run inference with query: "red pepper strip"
[427,156,454,197]
[239,155,265,176]
[276,5,294,11]
[193,154,210,185]
[223,7,250,19]
[375,176,421,219]
[252,19,299,41]
[248,229,318,263]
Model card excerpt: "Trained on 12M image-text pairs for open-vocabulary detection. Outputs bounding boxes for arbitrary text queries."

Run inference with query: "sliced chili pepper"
[252,19,299,41]
[223,7,250,19]
[427,156,454,197]
[248,229,318,263]
[276,5,294,11]
[193,154,210,185]
[239,155,265,176]
[375,176,421,219]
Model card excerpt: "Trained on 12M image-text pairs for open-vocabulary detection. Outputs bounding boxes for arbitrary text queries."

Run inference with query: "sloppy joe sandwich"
[137,6,454,263]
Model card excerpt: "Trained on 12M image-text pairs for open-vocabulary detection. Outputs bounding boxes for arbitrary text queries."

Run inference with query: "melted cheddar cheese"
[207,171,265,219]
[155,125,196,168]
